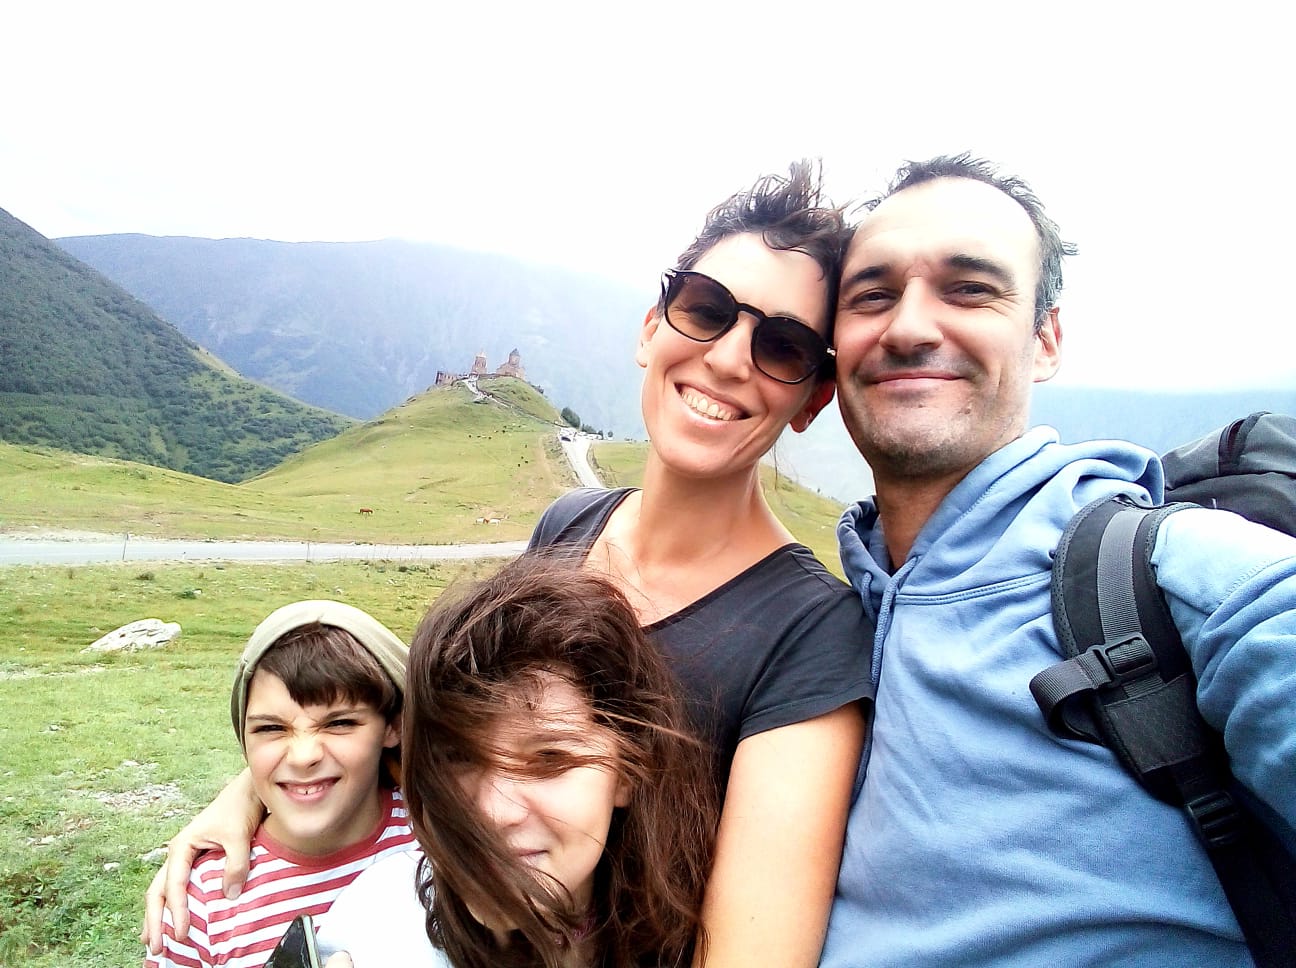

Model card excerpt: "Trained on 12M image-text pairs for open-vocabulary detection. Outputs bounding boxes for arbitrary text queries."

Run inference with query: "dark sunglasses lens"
[667,274,736,340]
[754,319,827,383]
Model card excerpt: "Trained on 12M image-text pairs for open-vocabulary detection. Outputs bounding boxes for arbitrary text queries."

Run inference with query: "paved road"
[560,433,603,488]
[0,535,528,567]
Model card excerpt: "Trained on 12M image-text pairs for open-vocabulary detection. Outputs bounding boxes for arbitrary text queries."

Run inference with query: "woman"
[317,554,716,967]
[526,162,871,965]
[145,163,873,967]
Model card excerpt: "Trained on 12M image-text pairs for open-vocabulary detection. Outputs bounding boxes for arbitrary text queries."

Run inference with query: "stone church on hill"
[435,348,527,387]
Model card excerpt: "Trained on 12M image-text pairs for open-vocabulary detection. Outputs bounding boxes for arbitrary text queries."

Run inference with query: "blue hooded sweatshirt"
[820,428,1296,968]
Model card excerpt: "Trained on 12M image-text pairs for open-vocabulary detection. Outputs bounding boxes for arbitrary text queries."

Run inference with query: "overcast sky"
[3,1,1292,391]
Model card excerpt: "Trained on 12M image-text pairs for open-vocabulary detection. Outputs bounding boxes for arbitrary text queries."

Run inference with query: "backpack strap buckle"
[1030,635,1160,742]
[1185,789,1244,850]
[1092,634,1158,685]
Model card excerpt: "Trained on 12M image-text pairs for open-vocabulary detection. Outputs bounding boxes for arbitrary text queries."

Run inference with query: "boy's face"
[244,668,399,856]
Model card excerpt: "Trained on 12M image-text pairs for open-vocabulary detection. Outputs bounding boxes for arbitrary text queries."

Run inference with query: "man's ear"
[635,307,661,369]
[790,377,836,433]
[1033,308,1062,383]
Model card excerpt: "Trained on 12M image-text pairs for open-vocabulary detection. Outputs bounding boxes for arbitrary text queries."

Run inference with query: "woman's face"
[456,673,630,922]
[636,232,834,481]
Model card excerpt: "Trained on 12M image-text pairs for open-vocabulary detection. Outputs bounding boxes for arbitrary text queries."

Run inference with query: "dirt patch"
[91,783,182,811]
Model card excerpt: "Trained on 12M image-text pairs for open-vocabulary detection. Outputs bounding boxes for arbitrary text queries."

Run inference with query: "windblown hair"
[253,624,402,725]
[663,159,848,340]
[402,554,718,968]
[872,152,1078,329]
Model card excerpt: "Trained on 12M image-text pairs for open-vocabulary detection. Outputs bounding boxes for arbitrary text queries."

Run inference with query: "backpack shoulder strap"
[1032,494,1296,965]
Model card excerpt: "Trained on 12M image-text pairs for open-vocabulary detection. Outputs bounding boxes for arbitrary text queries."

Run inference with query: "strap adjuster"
[1186,789,1243,849]
[1092,635,1157,685]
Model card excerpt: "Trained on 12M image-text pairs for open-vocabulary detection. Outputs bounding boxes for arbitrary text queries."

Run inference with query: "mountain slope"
[0,380,573,543]
[57,233,649,435]
[0,208,352,482]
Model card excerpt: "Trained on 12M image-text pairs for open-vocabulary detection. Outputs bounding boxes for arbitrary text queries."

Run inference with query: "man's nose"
[879,281,944,355]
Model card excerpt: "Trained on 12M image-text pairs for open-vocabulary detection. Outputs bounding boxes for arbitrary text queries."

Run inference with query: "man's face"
[834,177,1061,485]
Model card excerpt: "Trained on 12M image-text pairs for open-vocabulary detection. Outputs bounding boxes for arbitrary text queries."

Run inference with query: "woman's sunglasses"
[660,269,834,385]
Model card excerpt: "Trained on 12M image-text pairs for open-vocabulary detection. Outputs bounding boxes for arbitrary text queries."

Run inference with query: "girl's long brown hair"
[402,553,718,968]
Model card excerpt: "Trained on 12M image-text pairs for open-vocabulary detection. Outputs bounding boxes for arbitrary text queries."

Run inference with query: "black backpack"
[1029,412,1296,967]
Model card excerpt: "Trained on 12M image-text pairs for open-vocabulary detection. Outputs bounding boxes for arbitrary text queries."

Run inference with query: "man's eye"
[843,289,892,311]
[948,282,996,302]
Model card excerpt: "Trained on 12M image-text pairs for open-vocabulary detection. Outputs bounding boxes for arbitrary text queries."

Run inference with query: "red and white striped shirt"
[146,787,415,968]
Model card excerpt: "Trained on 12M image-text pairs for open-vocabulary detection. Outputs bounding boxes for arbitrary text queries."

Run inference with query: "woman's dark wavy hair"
[402,553,719,968]
[660,159,849,341]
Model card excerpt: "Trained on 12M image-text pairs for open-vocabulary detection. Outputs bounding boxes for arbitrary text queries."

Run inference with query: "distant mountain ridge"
[51,228,1296,502]
[57,233,650,436]
[0,208,352,482]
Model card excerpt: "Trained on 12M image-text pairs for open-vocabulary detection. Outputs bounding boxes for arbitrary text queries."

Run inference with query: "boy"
[148,600,416,967]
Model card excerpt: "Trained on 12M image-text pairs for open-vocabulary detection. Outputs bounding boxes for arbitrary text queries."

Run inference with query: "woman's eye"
[685,301,732,329]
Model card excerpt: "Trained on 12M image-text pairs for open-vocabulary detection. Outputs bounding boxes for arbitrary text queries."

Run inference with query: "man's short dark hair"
[871,153,1077,329]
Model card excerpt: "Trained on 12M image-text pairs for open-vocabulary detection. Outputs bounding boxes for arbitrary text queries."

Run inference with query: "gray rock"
[84,619,181,653]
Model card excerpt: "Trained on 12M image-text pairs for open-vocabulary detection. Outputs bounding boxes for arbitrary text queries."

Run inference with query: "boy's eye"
[250,723,285,735]
[325,717,361,730]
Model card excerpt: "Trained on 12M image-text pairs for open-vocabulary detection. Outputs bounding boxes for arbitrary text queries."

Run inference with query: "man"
[819,154,1296,966]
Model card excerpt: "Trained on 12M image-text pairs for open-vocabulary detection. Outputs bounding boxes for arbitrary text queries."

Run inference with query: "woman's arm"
[141,768,264,954]
[695,703,864,968]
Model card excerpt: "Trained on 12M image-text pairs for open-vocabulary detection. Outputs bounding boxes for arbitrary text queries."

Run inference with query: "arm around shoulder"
[695,702,865,968]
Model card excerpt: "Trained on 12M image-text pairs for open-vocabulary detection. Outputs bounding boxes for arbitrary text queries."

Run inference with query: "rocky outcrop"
[84,619,181,653]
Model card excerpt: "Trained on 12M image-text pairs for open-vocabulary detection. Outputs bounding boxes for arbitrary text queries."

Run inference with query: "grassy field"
[0,386,853,965]
[0,381,576,545]
[0,558,500,967]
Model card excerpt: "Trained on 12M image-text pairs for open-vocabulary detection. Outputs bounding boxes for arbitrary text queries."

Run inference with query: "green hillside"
[0,207,352,483]
[588,441,848,577]
[0,380,575,544]
[250,380,571,542]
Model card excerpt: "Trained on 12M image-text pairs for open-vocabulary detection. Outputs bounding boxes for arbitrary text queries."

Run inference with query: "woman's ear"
[635,307,660,370]
[790,377,836,433]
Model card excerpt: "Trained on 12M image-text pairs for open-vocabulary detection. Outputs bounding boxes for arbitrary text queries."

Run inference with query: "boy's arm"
[142,768,263,954]
[694,703,863,968]
[1155,507,1296,830]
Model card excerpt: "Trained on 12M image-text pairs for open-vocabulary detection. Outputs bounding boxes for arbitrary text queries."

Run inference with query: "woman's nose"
[702,315,757,379]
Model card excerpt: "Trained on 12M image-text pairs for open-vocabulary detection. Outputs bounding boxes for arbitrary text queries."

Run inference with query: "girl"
[317,553,717,967]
